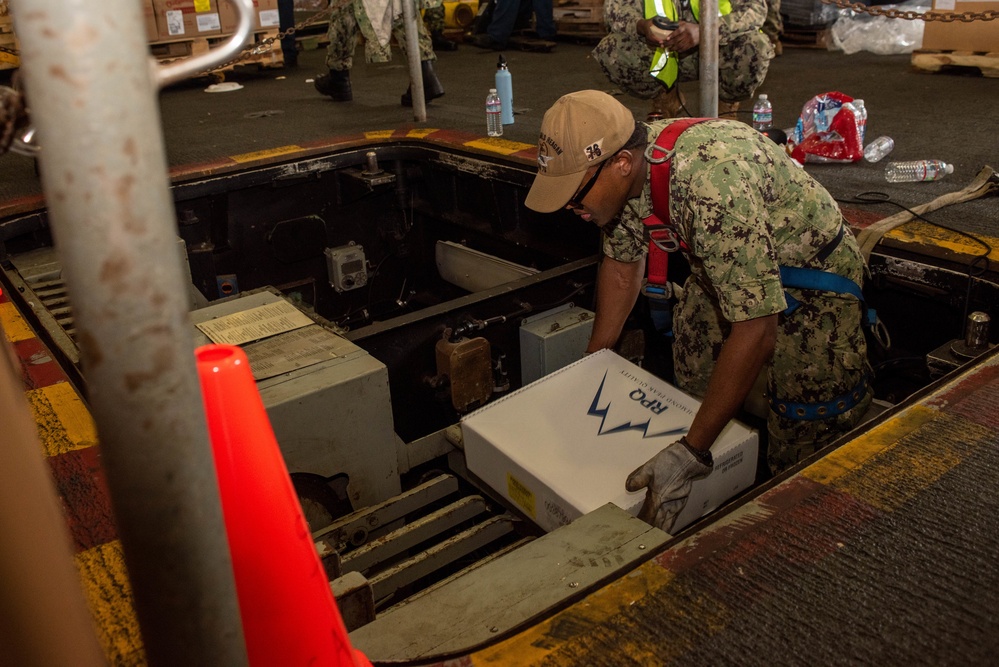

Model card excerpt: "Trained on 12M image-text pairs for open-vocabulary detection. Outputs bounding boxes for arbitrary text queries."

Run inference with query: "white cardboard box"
[462,349,758,533]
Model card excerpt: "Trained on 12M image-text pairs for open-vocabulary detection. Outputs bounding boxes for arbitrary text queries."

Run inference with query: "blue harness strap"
[774,236,879,421]
[779,266,878,329]
[770,373,870,422]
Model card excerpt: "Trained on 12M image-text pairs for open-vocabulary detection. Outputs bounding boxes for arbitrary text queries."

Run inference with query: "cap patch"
[583,140,605,162]
[537,132,563,173]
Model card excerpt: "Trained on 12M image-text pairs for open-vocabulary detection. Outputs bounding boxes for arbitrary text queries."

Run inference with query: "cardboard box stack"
[922,0,999,52]
[218,0,281,35]
[462,350,758,534]
[142,0,159,43]
[152,0,222,40]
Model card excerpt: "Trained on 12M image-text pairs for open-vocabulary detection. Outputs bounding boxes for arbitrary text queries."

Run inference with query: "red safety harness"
[641,117,710,292]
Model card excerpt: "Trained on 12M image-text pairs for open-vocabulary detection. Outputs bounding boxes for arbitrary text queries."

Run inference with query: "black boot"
[401,60,445,107]
[431,30,459,51]
[314,69,352,102]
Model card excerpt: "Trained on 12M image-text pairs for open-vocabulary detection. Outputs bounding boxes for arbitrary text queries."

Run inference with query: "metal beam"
[699,0,719,117]
[13,2,248,664]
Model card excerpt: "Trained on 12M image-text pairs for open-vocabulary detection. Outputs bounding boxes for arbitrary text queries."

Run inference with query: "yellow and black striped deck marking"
[1,288,145,666]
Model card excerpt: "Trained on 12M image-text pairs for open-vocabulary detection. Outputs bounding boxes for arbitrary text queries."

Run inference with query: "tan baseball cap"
[525,90,637,213]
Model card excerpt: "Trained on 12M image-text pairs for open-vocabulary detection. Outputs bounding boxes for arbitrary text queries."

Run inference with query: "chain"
[200,2,341,74]
[819,0,999,22]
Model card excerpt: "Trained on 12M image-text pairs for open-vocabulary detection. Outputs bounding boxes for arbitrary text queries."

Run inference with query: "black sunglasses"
[566,159,608,210]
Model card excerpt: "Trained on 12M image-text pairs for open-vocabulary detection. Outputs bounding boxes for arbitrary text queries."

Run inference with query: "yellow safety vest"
[645,0,732,87]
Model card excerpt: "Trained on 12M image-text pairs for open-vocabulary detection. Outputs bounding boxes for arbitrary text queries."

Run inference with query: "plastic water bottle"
[485,89,502,137]
[863,136,894,163]
[853,99,867,144]
[752,94,773,131]
[885,160,954,183]
[495,55,514,126]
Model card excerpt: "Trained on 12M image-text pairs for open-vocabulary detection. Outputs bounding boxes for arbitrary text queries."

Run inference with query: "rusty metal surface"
[463,350,999,666]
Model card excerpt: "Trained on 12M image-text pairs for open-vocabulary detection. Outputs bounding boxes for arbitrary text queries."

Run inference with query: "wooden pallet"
[781,27,830,49]
[911,49,999,78]
[554,17,606,38]
[554,0,604,37]
[0,15,19,70]
[553,5,601,20]
[149,30,284,79]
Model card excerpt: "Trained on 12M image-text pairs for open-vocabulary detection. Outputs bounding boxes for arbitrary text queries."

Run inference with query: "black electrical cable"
[526,280,595,312]
[837,190,993,338]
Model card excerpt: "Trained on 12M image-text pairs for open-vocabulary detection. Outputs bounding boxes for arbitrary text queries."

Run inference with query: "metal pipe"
[698,0,719,118]
[14,3,248,665]
[402,0,427,122]
[158,0,255,88]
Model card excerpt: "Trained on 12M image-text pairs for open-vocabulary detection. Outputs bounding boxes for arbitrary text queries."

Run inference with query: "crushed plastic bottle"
[885,160,953,183]
[863,136,894,163]
[752,94,773,131]
[485,88,502,137]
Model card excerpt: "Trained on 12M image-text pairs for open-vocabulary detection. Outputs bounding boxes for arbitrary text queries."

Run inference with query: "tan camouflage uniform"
[593,0,775,103]
[325,0,436,70]
[604,119,872,474]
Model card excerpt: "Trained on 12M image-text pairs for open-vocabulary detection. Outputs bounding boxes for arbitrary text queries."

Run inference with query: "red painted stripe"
[841,207,886,230]
[658,476,881,604]
[928,361,999,429]
[0,193,46,220]
[12,336,68,389]
[928,360,999,406]
[48,446,118,553]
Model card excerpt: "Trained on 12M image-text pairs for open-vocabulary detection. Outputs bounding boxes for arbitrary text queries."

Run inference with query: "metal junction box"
[191,289,401,509]
[519,304,595,385]
[325,242,368,292]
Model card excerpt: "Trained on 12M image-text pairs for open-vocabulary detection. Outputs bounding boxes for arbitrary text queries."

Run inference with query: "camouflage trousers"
[672,274,872,476]
[763,0,783,44]
[325,0,435,70]
[424,4,445,33]
[592,28,774,103]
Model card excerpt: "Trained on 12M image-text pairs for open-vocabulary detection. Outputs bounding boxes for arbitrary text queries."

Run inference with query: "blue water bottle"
[495,55,514,125]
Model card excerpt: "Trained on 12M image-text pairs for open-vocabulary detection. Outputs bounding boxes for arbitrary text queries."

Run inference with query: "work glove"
[626,438,713,533]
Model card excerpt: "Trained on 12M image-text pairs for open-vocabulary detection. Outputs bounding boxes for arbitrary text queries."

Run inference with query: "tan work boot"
[647,87,686,121]
[718,100,741,121]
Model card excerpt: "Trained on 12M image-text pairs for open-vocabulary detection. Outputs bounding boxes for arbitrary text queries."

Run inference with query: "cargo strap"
[769,373,870,422]
[641,118,710,296]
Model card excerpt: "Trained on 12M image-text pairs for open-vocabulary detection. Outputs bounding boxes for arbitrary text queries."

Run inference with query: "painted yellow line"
[802,405,937,486]
[25,381,98,457]
[75,541,144,666]
[804,403,995,513]
[472,563,686,665]
[230,145,304,163]
[0,301,36,343]
[405,128,439,139]
[886,221,999,263]
[832,412,993,514]
[364,130,396,140]
[464,137,534,156]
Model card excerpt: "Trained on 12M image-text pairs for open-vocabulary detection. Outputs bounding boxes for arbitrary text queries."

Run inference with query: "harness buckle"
[641,281,673,300]
[648,227,682,253]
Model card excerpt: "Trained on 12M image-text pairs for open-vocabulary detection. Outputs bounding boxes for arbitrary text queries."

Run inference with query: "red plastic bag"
[789,91,864,164]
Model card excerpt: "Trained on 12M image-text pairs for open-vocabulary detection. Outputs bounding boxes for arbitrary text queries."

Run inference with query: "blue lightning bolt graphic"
[587,371,688,439]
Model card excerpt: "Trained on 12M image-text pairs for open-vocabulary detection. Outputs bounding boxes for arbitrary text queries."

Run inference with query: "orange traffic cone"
[196,344,372,667]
